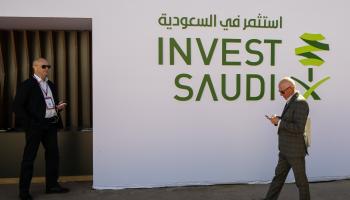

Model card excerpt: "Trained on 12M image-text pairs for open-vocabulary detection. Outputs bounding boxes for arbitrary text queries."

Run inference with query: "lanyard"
[34,76,49,97]
[39,83,49,97]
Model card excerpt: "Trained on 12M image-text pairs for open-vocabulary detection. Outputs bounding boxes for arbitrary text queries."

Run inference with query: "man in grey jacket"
[263,77,310,200]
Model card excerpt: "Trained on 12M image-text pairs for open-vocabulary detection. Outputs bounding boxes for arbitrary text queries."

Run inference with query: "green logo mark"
[292,33,330,100]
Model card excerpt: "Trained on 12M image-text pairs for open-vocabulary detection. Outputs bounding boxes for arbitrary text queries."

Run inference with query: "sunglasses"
[41,65,51,69]
[279,86,290,94]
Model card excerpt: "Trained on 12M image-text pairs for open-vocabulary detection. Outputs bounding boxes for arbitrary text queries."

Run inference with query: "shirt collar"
[286,91,297,103]
[33,74,48,82]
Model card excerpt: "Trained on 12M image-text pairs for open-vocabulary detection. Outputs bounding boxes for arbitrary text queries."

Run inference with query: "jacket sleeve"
[279,100,309,135]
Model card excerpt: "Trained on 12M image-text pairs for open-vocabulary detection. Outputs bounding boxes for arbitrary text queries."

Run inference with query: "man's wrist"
[276,119,281,126]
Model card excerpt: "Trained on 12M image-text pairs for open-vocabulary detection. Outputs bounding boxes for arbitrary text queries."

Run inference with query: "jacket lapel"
[31,76,45,100]
[281,92,299,118]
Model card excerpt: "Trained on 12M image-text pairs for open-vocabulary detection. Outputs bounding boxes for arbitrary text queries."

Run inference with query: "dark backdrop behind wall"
[0,17,93,178]
[0,30,92,130]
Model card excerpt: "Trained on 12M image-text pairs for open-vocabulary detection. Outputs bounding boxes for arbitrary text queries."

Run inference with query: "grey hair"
[279,77,296,88]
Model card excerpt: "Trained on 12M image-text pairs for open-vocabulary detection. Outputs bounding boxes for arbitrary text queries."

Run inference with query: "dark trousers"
[19,123,59,194]
[265,153,310,200]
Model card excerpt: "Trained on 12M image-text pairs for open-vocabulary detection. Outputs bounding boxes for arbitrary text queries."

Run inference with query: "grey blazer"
[278,92,309,157]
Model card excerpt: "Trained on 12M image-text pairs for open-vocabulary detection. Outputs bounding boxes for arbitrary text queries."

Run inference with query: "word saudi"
[158,37,282,101]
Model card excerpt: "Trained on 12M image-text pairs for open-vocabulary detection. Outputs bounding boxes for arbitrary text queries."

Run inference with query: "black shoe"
[46,185,70,194]
[19,193,33,200]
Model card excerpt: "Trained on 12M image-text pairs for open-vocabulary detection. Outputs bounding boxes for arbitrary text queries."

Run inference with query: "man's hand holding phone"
[56,101,67,111]
[265,114,280,126]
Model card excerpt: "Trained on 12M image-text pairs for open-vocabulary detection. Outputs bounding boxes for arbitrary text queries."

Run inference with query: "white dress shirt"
[33,74,57,118]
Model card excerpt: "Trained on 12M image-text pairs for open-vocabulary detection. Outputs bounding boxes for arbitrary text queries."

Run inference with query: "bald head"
[33,58,48,67]
[279,77,296,88]
[33,58,50,80]
[278,77,296,100]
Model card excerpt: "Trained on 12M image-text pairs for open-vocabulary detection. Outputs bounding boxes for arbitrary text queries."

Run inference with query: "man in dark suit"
[263,77,310,200]
[13,58,69,200]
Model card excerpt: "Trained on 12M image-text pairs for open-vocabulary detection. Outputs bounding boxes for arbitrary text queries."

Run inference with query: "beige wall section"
[0,45,4,128]
[55,31,67,127]
[68,31,79,129]
[0,45,4,99]
[31,31,41,61]
[43,31,55,81]
[7,31,18,128]
[79,31,92,128]
[18,31,30,82]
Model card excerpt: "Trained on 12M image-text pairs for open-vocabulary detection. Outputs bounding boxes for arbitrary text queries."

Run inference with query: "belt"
[44,116,59,124]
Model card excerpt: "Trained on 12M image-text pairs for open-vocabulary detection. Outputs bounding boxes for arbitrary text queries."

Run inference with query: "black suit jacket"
[13,76,63,130]
[278,92,309,157]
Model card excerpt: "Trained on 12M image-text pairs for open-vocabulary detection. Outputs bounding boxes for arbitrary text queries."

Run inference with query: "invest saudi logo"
[291,33,330,100]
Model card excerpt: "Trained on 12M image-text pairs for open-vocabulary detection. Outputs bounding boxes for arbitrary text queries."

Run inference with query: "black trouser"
[19,122,59,194]
[265,153,310,200]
